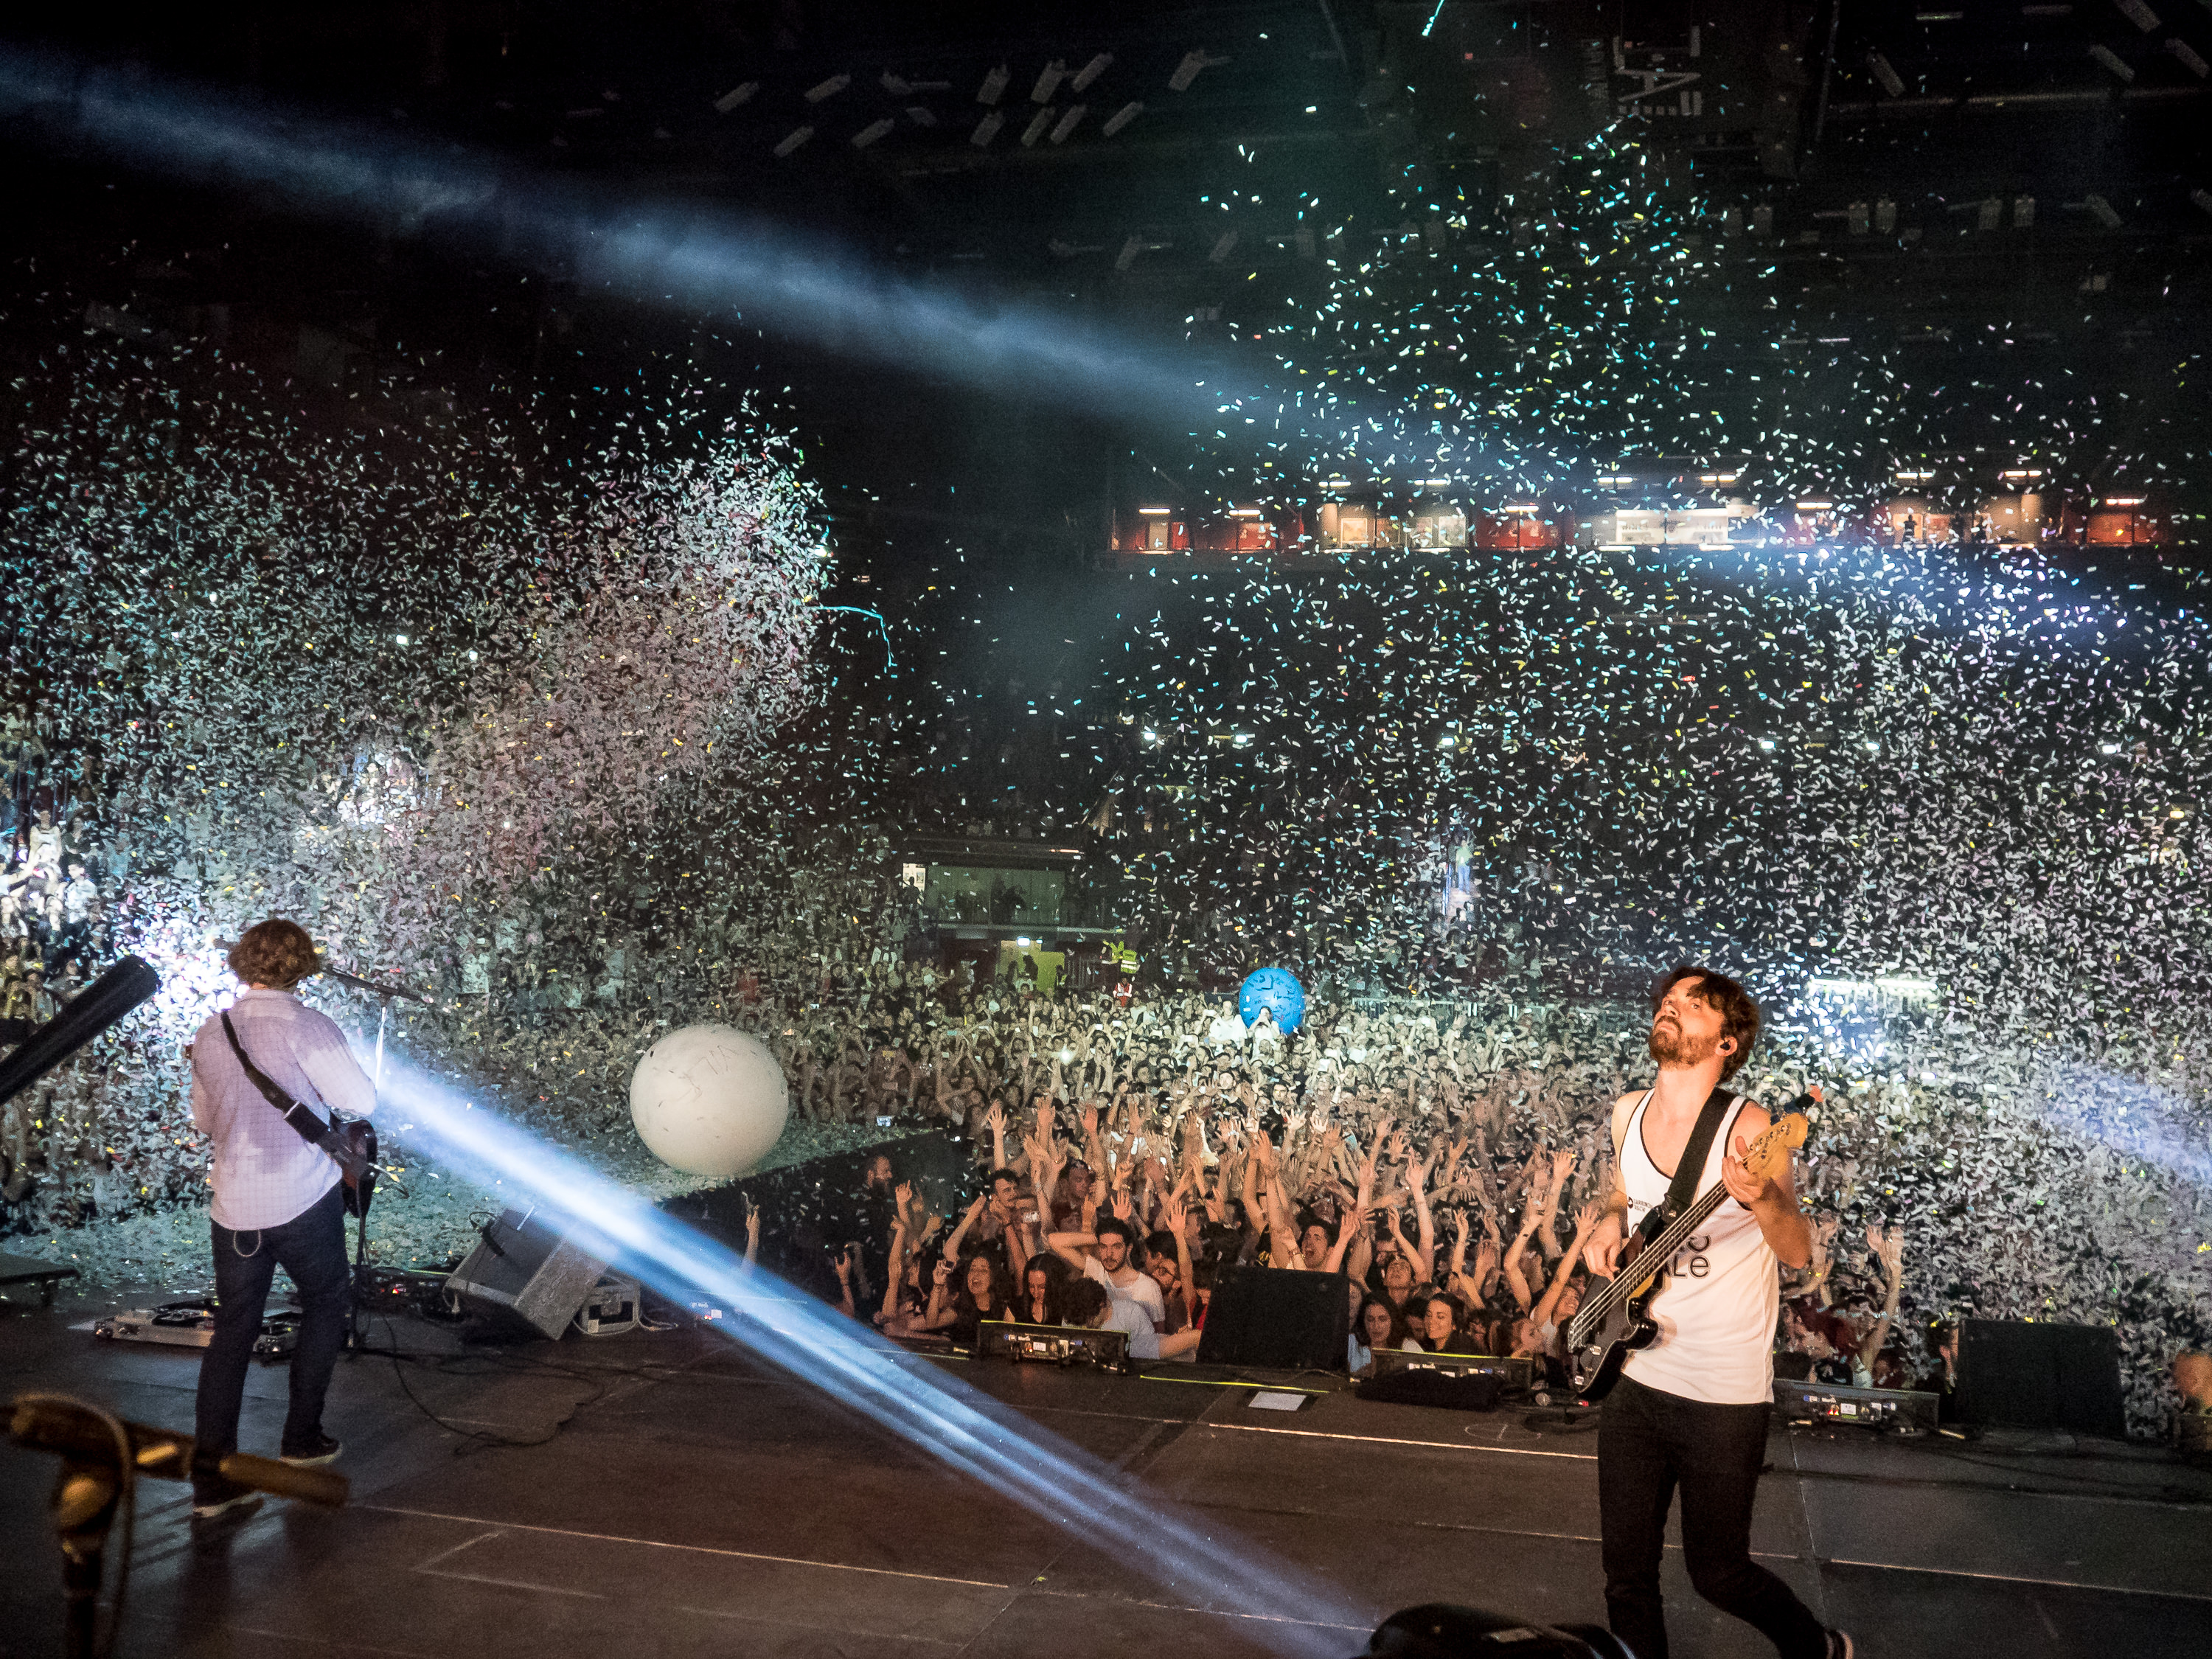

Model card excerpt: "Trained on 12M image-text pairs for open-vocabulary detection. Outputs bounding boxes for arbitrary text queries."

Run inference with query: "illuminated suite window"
[1411,508,1467,547]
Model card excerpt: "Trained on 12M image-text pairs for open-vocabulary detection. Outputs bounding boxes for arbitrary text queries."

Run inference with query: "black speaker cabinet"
[445,1208,608,1339]
[1955,1318,2126,1438]
[1197,1266,1349,1370]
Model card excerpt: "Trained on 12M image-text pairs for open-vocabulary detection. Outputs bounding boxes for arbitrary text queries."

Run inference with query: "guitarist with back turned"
[1580,966,1853,1659]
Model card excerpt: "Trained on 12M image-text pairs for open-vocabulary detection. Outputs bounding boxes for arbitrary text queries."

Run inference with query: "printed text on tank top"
[1632,1088,1716,1279]
[1615,1088,1780,1405]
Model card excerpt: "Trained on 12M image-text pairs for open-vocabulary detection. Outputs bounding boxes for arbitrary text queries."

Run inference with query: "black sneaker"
[191,1476,264,1521]
[279,1433,342,1467]
[1825,1631,1856,1659]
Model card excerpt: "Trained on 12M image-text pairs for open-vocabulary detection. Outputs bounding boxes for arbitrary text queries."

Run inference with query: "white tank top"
[1617,1090,1778,1406]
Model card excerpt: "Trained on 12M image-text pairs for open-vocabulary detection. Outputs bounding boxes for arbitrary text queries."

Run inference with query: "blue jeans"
[1598,1374,1827,1659]
[193,1181,351,1489]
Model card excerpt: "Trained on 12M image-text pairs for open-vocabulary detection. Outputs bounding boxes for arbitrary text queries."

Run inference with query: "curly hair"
[1652,963,1761,1081]
[227,919,321,990]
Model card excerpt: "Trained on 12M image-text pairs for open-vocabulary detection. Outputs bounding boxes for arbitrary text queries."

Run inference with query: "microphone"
[8,1393,349,1506]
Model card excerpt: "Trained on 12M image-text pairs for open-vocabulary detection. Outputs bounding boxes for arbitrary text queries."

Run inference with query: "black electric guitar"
[1565,1109,1808,1403]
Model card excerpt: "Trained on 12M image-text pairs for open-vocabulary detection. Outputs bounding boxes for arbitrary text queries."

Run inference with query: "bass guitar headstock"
[1741,1110,1809,1179]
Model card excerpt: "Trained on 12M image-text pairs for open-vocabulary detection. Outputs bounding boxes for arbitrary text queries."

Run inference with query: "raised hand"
[1872,1223,1904,1281]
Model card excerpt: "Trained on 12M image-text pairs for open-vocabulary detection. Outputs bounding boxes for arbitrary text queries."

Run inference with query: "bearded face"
[1647,1005,1721,1068]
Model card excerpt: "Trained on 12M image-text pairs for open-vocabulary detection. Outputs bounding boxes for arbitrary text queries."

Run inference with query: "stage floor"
[4,1286,2208,1659]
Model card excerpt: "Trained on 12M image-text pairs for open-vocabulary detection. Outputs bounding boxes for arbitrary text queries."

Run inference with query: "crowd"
[1,787,111,1026]
[721,954,2209,1439]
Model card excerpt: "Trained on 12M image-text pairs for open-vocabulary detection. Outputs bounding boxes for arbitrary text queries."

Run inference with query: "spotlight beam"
[0,46,1212,430]
[0,44,1474,479]
[376,1057,1368,1654]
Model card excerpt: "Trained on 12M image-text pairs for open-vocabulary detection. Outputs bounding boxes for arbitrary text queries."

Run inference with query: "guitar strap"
[220,1011,366,1181]
[1660,1084,1738,1223]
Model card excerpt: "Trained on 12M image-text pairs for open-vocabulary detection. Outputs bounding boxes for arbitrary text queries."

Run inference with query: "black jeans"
[1598,1374,1826,1659]
[193,1181,351,1489]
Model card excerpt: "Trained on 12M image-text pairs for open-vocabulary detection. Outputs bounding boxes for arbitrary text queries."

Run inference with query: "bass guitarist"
[1582,965,1852,1659]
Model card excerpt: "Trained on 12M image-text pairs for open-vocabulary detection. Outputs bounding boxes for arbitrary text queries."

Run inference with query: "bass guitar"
[1565,1108,1807,1403]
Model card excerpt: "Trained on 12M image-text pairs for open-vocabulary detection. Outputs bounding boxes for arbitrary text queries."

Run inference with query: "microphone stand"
[8,1394,347,1659]
[316,963,427,1352]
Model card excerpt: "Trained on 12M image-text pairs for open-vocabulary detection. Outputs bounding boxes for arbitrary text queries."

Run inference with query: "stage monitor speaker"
[1197,1266,1348,1371]
[1955,1318,2126,1438]
[445,1208,608,1339]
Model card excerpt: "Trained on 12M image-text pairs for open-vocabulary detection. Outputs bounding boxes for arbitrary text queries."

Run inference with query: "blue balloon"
[1237,967,1307,1035]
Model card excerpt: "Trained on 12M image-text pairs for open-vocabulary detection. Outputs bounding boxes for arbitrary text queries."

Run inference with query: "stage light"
[1138,506,1172,515]
[1759,737,1775,751]
[2101,742,2124,755]
[374,1058,1367,1653]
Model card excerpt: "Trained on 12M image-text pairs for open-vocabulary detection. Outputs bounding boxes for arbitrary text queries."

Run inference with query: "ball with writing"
[1237,967,1307,1035]
[628,1023,790,1178]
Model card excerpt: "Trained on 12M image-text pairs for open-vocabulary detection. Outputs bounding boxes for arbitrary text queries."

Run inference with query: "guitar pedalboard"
[93,1298,299,1361]
[975,1319,1132,1370]
[1773,1378,1940,1435]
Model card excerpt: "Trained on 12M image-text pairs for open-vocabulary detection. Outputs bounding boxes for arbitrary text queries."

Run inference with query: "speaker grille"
[446,1209,609,1339]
